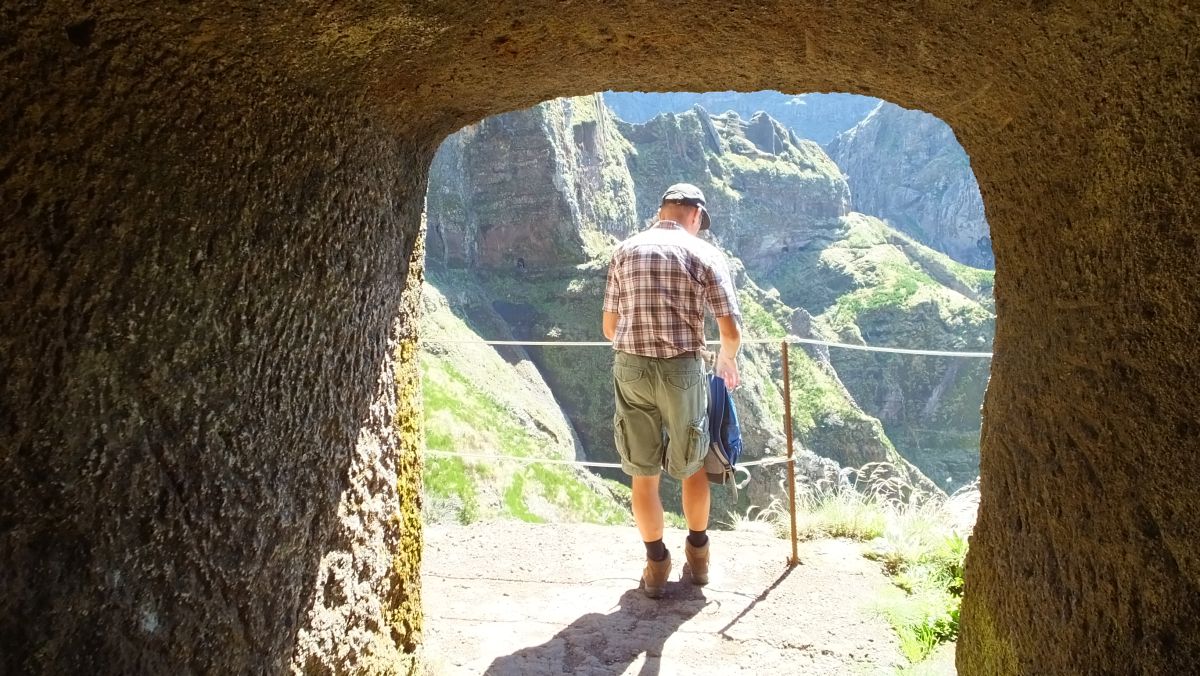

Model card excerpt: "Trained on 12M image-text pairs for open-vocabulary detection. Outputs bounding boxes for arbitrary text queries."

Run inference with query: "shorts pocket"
[614,364,644,384]
[613,415,630,462]
[665,371,701,391]
[686,418,709,467]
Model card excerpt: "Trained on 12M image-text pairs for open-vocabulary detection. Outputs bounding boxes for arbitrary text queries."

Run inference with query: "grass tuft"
[727,465,978,666]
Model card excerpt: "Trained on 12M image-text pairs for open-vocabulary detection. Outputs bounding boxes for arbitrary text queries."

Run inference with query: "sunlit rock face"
[2,2,1197,674]
[827,102,993,269]
[617,107,851,267]
[427,95,638,271]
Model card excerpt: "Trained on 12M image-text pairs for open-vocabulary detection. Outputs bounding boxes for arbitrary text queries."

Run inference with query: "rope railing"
[424,335,993,358]
[424,448,795,469]
[421,335,991,567]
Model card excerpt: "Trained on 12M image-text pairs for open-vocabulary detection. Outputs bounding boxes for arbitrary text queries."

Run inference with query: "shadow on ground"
[485,582,709,676]
[426,524,906,674]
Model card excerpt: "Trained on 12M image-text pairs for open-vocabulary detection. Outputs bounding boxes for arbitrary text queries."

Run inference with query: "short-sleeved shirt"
[603,220,740,358]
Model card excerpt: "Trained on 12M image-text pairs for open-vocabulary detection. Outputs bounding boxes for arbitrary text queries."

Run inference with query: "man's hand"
[714,315,742,389]
[716,352,740,390]
[702,348,737,388]
[602,311,618,342]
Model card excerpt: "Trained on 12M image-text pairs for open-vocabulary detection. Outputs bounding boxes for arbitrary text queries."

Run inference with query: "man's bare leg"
[631,474,664,542]
[632,473,671,597]
[681,467,710,531]
[681,467,711,584]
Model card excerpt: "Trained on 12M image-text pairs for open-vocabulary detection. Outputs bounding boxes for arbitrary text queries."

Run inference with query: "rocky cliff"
[426,94,638,270]
[826,102,993,268]
[759,213,995,488]
[617,107,851,267]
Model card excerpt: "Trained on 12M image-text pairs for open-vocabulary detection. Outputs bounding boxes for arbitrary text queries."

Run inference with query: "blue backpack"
[705,374,745,495]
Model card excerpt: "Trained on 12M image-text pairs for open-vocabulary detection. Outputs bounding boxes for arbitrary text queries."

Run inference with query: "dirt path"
[422,522,919,675]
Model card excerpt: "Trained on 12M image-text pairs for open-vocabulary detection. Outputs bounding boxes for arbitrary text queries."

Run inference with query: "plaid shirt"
[603,221,740,358]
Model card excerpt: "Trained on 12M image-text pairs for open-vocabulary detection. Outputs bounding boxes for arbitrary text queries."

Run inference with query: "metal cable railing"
[421,336,992,565]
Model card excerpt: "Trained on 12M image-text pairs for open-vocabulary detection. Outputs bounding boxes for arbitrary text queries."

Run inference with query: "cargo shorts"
[612,350,709,480]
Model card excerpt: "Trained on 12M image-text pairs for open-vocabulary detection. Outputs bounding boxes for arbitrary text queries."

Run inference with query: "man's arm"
[602,311,619,341]
[715,315,741,389]
[601,253,622,342]
[704,254,742,389]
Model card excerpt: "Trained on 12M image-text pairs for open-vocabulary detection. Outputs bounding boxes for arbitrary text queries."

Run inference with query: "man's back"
[604,221,738,359]
[600,183,742,600]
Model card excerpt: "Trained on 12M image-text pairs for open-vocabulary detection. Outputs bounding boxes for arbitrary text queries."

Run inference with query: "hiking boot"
[641,552,672,599]
[683,539,709,586]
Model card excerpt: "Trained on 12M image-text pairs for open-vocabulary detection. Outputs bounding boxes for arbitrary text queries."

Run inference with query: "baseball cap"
[661,183,711,231]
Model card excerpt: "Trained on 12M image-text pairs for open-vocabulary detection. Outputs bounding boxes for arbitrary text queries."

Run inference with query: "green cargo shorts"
[612,350,709,480]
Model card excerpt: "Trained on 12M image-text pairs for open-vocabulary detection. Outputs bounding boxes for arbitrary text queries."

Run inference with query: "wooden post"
[782,340,800,567]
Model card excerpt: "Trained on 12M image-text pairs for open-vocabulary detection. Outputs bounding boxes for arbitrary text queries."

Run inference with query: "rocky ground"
[423,522,953,675]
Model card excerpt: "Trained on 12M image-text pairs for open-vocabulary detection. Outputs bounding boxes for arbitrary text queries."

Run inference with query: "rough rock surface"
[423,522,908,675]
[827,103,993,268]
[1,5,431,672]
[3,1,1198,674]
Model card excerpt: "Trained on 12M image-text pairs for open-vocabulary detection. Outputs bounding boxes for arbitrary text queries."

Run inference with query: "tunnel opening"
[5,4,1196,674]
[416,89,994,670]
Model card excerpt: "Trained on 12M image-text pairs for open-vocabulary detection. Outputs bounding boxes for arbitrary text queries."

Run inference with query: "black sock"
[644,539,668,561]
[688,530,709,548]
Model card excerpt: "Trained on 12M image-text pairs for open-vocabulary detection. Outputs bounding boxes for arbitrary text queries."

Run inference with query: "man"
[601,183,742,599]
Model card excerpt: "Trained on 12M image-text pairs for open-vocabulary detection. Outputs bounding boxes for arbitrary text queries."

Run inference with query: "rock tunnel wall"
[1,4,431,672]
[2,1,1197,673]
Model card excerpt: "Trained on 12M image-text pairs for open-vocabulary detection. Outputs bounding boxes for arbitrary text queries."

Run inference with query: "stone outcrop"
[426,94,638,270]
[3,2,1198,674]
[827,102,993,268]
[618,107,851,266]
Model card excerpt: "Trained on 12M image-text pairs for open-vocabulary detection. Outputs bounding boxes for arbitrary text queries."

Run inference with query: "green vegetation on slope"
[422,354,629,526]
[420,279,630,527]
[760,213,993,490]
[737,289,788,340]
[817,216,993,345]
